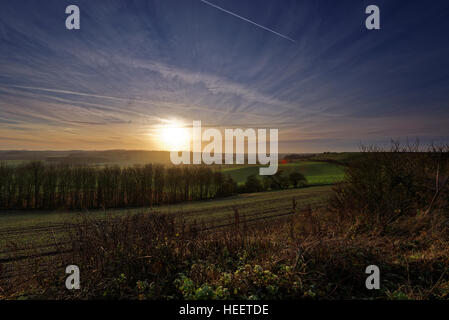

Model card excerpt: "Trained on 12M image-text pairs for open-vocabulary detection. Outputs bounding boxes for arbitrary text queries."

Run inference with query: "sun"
[160,125,191,152]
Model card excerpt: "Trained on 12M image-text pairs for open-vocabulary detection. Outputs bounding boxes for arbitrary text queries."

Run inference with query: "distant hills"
[0,150,358,166]
[0,150,172,165]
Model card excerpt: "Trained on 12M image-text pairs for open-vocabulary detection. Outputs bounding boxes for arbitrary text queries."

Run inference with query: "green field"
[222,161,345,185]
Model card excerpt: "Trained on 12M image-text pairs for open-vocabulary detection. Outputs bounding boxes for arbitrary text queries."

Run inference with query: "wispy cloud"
[0,0,448,151]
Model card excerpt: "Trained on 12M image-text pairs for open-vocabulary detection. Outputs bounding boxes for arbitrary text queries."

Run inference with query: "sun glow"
[159,124,191,152]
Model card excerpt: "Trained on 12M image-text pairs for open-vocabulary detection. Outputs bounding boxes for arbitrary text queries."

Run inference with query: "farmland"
[2,149,449,300]
[0,159,346,289]
[0,185,332,233]
[0,160,341,261]
[0,185,332,284]
[222,161,344,185]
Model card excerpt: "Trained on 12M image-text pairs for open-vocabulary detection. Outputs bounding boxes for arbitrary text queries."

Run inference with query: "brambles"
[330,143,449,228]
[3,200,449,300]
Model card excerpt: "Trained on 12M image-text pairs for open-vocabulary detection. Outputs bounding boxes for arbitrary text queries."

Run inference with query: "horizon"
[0,149,320,156]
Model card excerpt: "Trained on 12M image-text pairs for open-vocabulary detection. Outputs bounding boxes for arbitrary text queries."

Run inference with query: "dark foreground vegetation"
[3,202,449,300]
[1,143,449,300]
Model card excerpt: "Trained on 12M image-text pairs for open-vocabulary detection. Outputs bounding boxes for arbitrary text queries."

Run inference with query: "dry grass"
[1,204,448,300]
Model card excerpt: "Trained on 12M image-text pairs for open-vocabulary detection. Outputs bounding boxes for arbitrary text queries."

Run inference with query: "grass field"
[0,185,333,277]
[222,161,344,185]
[0,185,332,230]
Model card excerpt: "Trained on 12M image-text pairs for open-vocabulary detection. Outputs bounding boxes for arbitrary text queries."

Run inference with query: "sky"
[0,0,449,152]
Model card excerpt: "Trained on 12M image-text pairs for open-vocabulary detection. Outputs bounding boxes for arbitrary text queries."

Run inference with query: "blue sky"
[0,0,449,152]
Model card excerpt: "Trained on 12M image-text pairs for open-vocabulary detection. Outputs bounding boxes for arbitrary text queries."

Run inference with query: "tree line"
[0,162,237,210]
[241,170,307,193]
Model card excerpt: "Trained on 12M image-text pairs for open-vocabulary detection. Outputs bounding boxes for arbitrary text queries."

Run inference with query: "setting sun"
[160,125,191,152]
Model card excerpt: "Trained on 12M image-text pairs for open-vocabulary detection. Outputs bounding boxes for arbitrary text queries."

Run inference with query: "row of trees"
[0,162,237,210]
[241,170,307,193]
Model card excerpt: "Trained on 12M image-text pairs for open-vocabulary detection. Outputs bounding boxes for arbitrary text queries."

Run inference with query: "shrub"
[289,172,307,188]
[244,175,264,193]
[263,170,290,190]
[330,142,449,227]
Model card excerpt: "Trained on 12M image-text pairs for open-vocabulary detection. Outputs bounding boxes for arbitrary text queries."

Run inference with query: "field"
[0,185,331,231]
[2,150,449,300]
[222,161,344,185]
[0,185,332,281]
[0,160,342,261]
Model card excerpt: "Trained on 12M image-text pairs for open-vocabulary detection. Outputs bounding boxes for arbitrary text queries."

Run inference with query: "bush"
[330,142,449,226]
[289,172,307,188]
[244,175,264,193]
[5,203,449,300]
[263,170,290,190]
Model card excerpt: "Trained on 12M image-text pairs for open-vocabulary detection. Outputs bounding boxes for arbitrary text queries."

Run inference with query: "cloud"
[0,0,448,151]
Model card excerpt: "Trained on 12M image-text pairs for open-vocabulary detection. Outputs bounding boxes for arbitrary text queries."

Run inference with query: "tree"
[244,175,264,193]
[217,175,237,197]
[263,170,289,190]
[289,172,307,188]
[0,162,240,210]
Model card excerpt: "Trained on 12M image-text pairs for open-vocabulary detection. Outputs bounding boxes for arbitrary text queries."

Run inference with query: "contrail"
[199,0,296,43]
